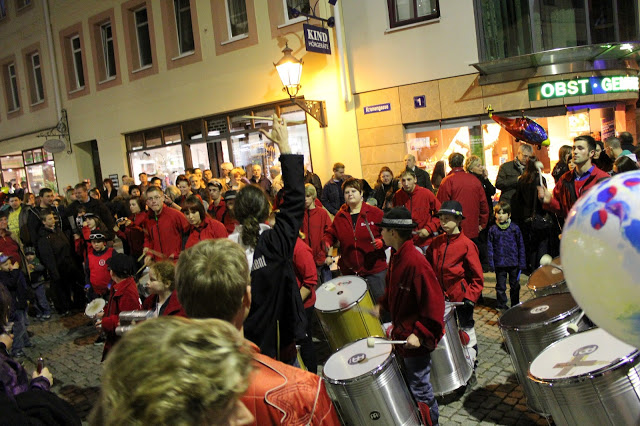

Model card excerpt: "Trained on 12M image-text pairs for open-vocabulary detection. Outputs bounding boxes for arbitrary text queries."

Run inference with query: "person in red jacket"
[538,135,610,218]
[301,183,333,283]
[206,180,226,222]
[374,207,445,426]
[323,178,387,302]
[83,229,114,300]
[141,261,186,317]
[183,196,227,250]
[392,169,441,250]
[219,190,238,235]
[143,186,191,263]
[95,253,141,361]
[426,200,484,371]
[437,153,489,241]
[293,236,319,374]
[0,212,21,268]
[114,197,147,262]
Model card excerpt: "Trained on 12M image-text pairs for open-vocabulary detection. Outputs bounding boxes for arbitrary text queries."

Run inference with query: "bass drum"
[323,337,422,426]
[315,276,385,351]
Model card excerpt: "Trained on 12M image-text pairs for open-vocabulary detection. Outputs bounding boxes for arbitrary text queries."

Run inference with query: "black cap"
[106,253,136,278]
[374,207,418,230]
[437,200,465,219]
[223,190,237,201]
[24,246,36,256]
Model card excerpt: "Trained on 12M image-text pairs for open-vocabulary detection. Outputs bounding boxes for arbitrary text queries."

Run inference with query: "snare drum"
[528,328,640,426]
[527,259,566,297]
[498,293,588,415]
[430,304,473,396]
[323,337,422,426]
[315,276,385,351]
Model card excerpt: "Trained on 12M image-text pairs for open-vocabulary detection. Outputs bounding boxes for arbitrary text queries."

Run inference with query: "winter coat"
[495,159,524,205]
[116,212,147,259]
[320,175,352,215]
[293,238,317,309]
[301,206,332,266]
[437,168,489,239]
[143,206,190,260]
[0,270,28,311]
[0,343,50,400]
[250,176,272,195]
[487,223,526,270]
[392,186,441,247]
[142,290,186,317]
[511,176,547,224]
[407,166,434,192]
[66,198,115,234]
[101,276,141,360]
[184,215,227,249]
[36,227,73,281]
[543,165,610,219]
[372,182,396,210]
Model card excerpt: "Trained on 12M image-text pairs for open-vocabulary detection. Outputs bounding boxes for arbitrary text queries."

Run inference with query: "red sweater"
[116,212,147,258]
[544,165,609,218]
[323,203,386,276]
[101,276,141,360]
[143,206,191,260]
[0,232,21,267]
[293,238,317,308]
[392,186,441,247]
[380,240,445,357]
[301,207,332,266]
[208,199,226,222]
[141,290,186,317]
[436,168,489,239]
[87,247,114,295]
[425,231,484,303]
[185,215,227,249]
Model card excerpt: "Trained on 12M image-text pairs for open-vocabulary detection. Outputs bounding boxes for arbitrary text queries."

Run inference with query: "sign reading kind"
[528,76,639,101]
[304,23,331,55]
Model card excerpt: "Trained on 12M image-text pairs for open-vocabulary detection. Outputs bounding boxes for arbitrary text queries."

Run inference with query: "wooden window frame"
[387,0,440,29]
[59,23,90,99]
[88,9,122,91]
[121,0,158,81]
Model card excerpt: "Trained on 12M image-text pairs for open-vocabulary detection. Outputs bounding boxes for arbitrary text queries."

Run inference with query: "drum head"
[315,275,368,312]
[529,328,638,381]
[323,337,392,382]
[527,264,565,290]
[499,293,578,329]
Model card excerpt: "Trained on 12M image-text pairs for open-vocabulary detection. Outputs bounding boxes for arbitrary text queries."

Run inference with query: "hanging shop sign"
[528,76,639,101]
[364,103,391,114]
[304,23,331,54]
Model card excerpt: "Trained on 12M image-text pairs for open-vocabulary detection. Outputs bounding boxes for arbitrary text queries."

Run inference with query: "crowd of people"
[0,119,638,424]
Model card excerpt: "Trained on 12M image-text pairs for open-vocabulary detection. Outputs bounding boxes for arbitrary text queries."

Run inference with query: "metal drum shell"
[498,293,586,415]
[430,305,473,396]
[527,264,567,297]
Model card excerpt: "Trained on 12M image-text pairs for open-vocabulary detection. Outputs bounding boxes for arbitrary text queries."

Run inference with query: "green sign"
[528,76,639,101]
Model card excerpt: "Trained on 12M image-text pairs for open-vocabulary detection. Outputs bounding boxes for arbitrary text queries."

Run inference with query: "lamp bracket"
[293,98,328,128]
[37,109,72,154]
[288,7,335,27]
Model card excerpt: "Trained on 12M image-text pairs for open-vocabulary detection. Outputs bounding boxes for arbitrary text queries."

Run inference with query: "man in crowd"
[207,180,225,222]
[220,162,234,185]
[605,136,633,160]
[539,135,609,218]
[26,188,67,246]
[495,144,533,205]
[66,183,115,232]
[437,153,489,242]
[321,162,352,215]
[203,169,213,183]
[138,172,149,193]
[175,238,340,425]
[619,131,635,152]
[403,154,434,191]
[6,193,29,246]
[143,186,190,263]
[250,164,272,195]
[150,176,163,188]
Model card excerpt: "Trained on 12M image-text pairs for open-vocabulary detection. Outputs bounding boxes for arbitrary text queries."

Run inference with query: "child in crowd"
[141,261,185,317]
[301,184,333,283]
[0,254,32,358]
[487,202,526,310]
[23,246,51,321]
[426,200,484,371]
[82,230,114,301]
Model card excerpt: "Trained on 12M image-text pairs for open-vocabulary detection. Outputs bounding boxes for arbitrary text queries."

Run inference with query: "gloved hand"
[463,298,475,309]
[373,238,384,250]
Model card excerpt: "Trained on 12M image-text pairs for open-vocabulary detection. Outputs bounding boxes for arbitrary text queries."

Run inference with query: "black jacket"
[0,270,28,311]
[496,160,524,205]
[36,227,73,281]
[65,197,116,232]
[25,205,67,248]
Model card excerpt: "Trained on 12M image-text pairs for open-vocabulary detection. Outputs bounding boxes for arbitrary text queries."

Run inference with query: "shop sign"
[414,95,426,108]
[528,76,639,101]
[304,23,331,54]
[364,103,391,114]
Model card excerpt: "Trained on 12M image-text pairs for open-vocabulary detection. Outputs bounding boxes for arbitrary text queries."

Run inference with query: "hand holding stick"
[259,114,291,154]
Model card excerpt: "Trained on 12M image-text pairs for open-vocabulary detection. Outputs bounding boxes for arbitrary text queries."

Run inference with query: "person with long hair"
[228,116,307,363]
[101,179,117,202]
[430,160,446,193]
[372,166,397,211]
[183,196,227,250]
[593,140,613,173]
[114,197,147,262]
[551,145,572,183]
[613,155,638,174]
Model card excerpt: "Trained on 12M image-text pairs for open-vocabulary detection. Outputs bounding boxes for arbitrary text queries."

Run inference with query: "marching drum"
[527,257,566,297]
[528,328,640,426]
[498,293,588,415]
[323,337,422,426]
[315,276,385,351]
[430,304,473,396]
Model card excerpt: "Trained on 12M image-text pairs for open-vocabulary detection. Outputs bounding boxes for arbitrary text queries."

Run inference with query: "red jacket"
[185,215,227,249]
[380,240,445,357]
[392,186,441,247]
[219,206,238,235]
[141,290,186,317]
[242,342,340,425]
[293,238,317,309]
[208,199,226,222]
[543,165,609,218]
[143,206,190,260]
[101,276,141,360]
[0,232,21,267]
[323,203,386,276]
[425,231,484,303]
[116,212,147,259]
[436,168,489,239]
[86,247,114,295]
[301,207,332,266]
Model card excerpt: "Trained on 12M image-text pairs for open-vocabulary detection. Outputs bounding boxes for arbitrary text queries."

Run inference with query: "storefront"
[0,147,57,195]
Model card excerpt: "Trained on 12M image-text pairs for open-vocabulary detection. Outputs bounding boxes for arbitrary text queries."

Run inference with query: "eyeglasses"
[148,195,163,201]
[89,234,106,240]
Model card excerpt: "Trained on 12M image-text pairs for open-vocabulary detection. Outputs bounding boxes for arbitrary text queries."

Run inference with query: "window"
[387,0,440,28]
[7,63,20,111]
[100,22,116,79]
[225,0,248,38]
[0,0,7,20]
[28,52,44,104]
[174,0,194,54]
[70,35,85,89]
[134,7,152,67]
[283,0,309,25]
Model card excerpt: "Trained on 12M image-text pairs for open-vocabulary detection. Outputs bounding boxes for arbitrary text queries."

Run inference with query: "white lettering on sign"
[306,28,329,43]
[364,103,391,114]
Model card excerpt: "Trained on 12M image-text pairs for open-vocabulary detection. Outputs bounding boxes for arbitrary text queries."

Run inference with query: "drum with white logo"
[528,328,640,426]
[323,337,422,426]
[527,257,566,297]
[498,293,588,415]
[315,276,385,351]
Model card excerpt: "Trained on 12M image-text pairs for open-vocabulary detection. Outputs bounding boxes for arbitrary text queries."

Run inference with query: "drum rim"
[315,288,368,313]
[498,304,580,331]
[527,279,567,291]
[526,264,565,290]
[322,337,396,384]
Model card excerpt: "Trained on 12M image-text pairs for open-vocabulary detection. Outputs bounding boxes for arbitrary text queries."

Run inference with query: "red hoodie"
[301,206,332,266]
[116,212,147,258]
[392,186,441,247]
[436,168,489,239]
[101,276,141,360]
[185,215,227,249]
[144,206,190,260]
[323,203,386,276]
[293,238,317,309]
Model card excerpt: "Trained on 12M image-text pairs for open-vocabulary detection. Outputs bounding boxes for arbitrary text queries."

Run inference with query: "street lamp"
[273,43,327,127]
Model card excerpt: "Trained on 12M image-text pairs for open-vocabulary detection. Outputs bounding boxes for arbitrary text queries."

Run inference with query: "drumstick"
[339,299,378,317]
[535,161,545,187]
[446,301,465,306]
[567,311,586,334]
[367,337,407,348]
[540,254,562,271]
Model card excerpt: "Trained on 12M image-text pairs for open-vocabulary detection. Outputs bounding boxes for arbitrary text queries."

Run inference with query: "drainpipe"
[42,0,62,122]
[331,2,351,105]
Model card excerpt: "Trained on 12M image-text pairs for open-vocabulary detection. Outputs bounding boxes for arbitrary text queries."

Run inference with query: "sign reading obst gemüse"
[528,76,639,101]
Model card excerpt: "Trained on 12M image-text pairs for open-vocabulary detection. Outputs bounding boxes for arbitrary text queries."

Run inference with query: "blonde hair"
[89,317,253,426]
[464,155,482,172]
[304,183,317,199]
[175,239,249,321]
[231,167,246,178]
[149,261,176,291]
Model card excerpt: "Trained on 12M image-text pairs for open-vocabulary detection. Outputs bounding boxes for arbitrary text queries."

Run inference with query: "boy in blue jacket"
[487,201,526,310]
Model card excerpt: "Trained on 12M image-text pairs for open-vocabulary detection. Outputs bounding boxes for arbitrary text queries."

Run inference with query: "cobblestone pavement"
[18,273,553,425]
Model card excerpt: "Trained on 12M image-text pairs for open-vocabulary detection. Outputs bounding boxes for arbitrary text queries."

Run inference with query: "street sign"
[304,23,331,55]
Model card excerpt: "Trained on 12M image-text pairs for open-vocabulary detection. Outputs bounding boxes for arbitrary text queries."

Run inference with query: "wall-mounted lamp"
[274,43,328,127]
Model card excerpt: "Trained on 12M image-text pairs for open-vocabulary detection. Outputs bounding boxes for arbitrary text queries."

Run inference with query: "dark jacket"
[551,161,569,184]
[26,205,66,248]
[511,175,547,224]
[36,226,73,281]
[3,206,30,246]
[0,342,50,399]
[408,166,434,192]
[372,182,396,210]
[320,175,352,215]
[66,197,116,233]
[487,223,526,270]
[250,176,272,195]
[496,159,524,205]
[471,172,496,219]
[0,270,28,312]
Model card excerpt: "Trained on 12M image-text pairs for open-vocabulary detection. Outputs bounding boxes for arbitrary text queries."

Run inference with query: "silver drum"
[323,337,422,426]
[430,304,473,396]
[527,260,567,298]
[528,328,640,426]
[498,293,588,415]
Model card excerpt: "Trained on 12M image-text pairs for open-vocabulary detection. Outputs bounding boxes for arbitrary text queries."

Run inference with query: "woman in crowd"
[174,176,198,210]
[465,155,495,271]
[101,179,117,202]
[141,261,186,317]
[613,155,638,174]
[114,197,147,262]
[430,160,446,194]
[183,196,227,250]
[593,140,614,173]
[552,145,572,183]
[22,193,35,207]
[372,166,396,211]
